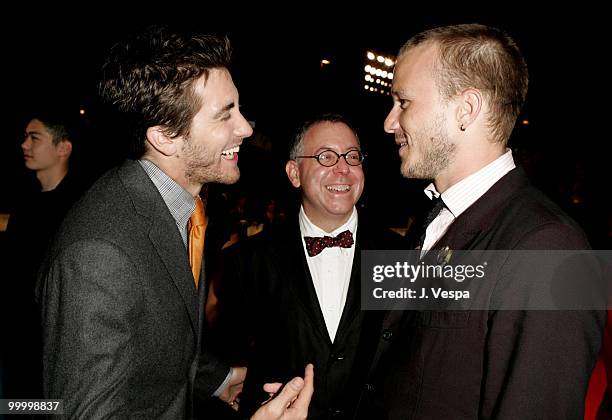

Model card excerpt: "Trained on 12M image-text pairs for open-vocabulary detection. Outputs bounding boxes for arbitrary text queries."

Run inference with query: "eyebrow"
[391,88,410,97]
[314,145,360,153]
[213,102,235,119]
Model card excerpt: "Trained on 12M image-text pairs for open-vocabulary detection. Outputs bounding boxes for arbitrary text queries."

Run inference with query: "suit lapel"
[119,161,199,338]
[149,211,199,336]
[334,228,363,344]
[373,168,531,376]
[431,167,529,252]
[284,223,333,345]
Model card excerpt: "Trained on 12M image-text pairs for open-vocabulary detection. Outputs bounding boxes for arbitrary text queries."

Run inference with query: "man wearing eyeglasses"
[209,114,404,419]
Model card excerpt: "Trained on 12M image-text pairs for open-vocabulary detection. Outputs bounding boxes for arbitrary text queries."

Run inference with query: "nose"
[333,156,350,174]
[384,107,399,134]
[235,111,254,139]
[21,137,31,151]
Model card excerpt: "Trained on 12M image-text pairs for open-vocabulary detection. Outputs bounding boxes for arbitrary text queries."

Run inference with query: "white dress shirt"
[299,206,357,342]
[422,149,516,252]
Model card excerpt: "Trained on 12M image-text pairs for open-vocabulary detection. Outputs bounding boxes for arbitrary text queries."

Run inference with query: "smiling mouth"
[326,184,351,192]
[221,146,240,160]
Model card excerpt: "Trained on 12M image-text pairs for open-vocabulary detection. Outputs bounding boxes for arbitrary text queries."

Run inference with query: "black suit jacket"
[37,160,229,419]
[212,216,405,419]
[361,167,605,419]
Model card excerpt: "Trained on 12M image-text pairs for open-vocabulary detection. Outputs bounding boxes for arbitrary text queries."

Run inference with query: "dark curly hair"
[99,25,231,158]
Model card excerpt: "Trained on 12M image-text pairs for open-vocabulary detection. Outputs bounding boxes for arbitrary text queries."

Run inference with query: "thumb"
[272,376,304,406]
[286,376,305,392]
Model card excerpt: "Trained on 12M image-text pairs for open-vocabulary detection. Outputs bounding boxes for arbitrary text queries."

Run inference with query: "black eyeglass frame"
[293,149,365,167]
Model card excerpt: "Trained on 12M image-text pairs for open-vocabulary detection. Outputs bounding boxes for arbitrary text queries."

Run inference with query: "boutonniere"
[436,246,453,266]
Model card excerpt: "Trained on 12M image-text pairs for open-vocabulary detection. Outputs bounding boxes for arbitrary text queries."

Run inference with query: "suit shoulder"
[54,166,147,246]
[223,222,294,257]
[508,185,581,228]
[498,184,590,248]
[358,222,409,250]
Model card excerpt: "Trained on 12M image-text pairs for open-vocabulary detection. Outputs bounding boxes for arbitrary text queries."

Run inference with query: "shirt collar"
[424,149,515,218]
[138,159,195,229]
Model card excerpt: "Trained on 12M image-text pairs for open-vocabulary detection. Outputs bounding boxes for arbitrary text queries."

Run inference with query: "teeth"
[221,146,240,158]
[398,141,408,148]
[326,185,350,192]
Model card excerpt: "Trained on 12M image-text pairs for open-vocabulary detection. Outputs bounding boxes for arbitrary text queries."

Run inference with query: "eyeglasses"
[294,149,365,167]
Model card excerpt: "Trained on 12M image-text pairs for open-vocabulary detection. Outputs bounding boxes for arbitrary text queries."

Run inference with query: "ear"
[56,139,72,157]
[285,160,301,188]
[146,126,178,156]
[456,88,483,132]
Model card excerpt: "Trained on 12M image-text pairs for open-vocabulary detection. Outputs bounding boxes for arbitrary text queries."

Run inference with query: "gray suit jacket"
[37,160,228,419]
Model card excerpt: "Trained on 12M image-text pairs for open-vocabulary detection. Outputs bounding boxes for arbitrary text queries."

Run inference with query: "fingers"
[288,364,314,413]
[253,377,303,419]
[229,399,240,411]
[220,366,246,407]
[274,376,305,406]
[232,366,247,384]
[263,382,283,394]
[251,364,314,420]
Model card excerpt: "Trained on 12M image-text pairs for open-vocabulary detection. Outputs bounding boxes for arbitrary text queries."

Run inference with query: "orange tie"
[188,196,207,289]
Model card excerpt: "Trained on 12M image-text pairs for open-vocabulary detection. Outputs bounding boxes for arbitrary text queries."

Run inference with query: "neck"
[143,155,202,197]
[435,141,506,193]
[37,165,68,192]
[303,207,353,233]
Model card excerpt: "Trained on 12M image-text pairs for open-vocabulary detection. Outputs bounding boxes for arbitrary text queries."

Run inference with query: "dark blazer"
[361,167,605,419]
[211,216,405,420]
[37,160,229,419]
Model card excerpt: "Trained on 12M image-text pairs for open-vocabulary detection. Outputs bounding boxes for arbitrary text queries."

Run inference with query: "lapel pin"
[437,246,453,266]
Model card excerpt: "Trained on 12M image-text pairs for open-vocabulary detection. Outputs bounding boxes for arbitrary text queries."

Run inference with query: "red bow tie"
[304,230,354,257]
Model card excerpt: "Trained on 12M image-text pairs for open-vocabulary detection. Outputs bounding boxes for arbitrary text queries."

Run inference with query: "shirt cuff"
[212,367,233,397]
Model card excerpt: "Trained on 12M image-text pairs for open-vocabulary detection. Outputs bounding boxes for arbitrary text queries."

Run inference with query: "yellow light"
[364,84,369,89]
[387,72,393,80]
[385,58,394,67]
[367,52,375,60]
[79,109,85,115]
[377,55,385,63]
[365,65,371,72]
[321,59,330,65]
[522,119,529,125]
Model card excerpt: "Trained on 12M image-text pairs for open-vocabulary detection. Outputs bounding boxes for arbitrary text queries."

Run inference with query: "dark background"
[1,6,609,247]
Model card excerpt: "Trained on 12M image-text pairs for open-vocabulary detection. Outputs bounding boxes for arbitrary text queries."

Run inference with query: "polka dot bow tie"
[304,230,354,257]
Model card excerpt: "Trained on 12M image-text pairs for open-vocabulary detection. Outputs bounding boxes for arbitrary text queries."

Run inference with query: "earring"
[460,124,466,132]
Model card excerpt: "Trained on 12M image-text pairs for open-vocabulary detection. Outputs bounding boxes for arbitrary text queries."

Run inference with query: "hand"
[219,366,246,411]
[251,364,314,420]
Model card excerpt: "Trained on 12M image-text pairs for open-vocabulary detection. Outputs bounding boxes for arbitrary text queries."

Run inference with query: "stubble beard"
[182,137,240,186]
[401,114,455,180]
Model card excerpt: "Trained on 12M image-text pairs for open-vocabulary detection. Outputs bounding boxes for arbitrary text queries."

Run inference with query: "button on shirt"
[300,206,357,342]
[421,150,516,252]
